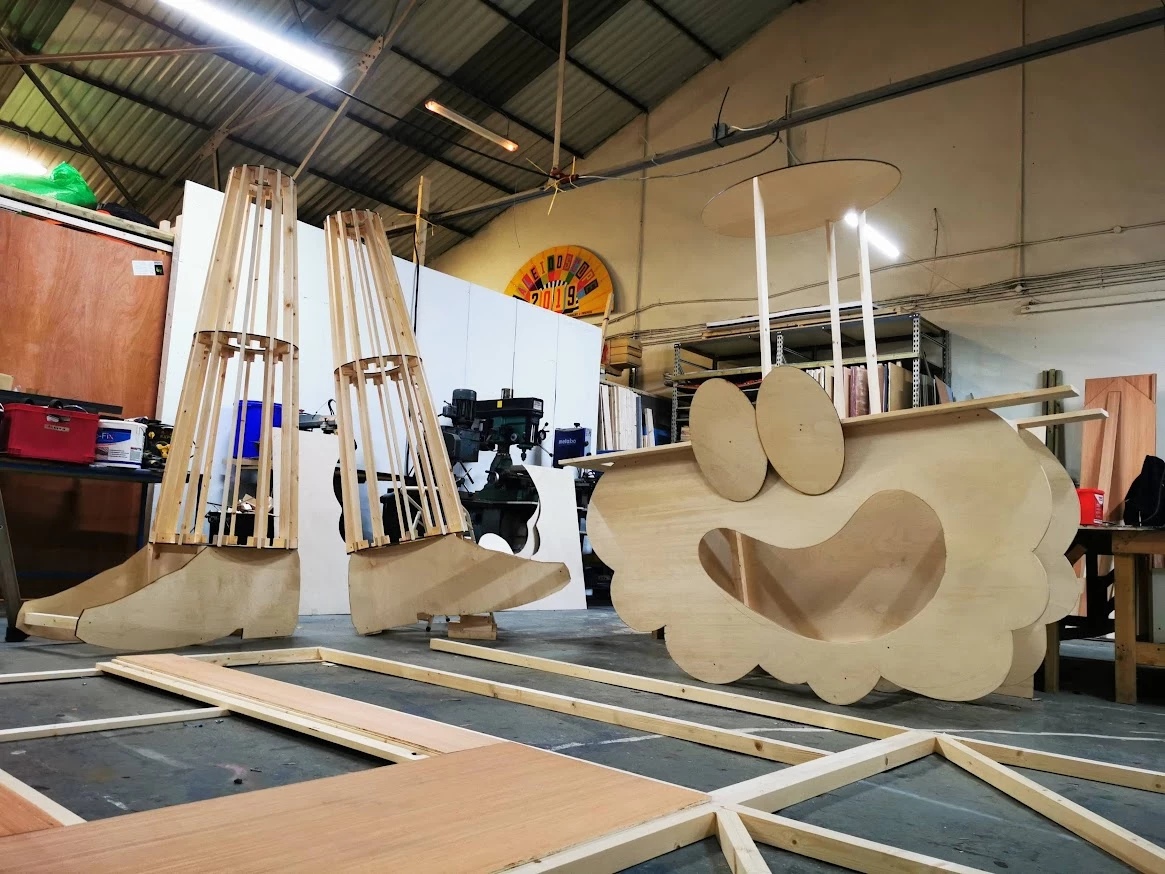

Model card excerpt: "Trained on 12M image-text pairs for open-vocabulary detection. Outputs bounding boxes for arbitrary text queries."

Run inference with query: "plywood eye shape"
[699,490,946,643]
[689,378,768,502]
[755,366,844,495]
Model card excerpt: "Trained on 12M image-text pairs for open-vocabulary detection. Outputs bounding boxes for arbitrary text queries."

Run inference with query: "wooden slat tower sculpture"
[17,166,301,649]
[323,209,569,634]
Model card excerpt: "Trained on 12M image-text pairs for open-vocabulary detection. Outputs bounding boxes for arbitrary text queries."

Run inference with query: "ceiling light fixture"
[0,148,47,176]
[156,0,341,83]
[424,100,518,152]
[844,210,900,259]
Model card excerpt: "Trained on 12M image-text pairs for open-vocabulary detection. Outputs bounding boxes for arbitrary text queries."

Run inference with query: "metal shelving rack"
[666,311,949,441]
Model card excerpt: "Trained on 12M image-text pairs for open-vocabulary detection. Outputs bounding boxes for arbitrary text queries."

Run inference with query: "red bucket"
[1076,487,1104,526]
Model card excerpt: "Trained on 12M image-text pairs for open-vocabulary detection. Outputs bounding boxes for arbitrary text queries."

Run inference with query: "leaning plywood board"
[586,374,1059,704]
[1081,374,1156,522]
[0,742,704,873]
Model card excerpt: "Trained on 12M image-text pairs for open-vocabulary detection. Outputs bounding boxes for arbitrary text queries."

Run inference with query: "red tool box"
[0,403,100,463]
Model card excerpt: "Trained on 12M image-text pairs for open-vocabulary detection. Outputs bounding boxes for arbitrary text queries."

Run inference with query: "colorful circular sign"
[504,245,614,317]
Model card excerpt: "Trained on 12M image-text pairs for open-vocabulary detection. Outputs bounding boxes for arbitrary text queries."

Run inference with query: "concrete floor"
[2,609,1164,872]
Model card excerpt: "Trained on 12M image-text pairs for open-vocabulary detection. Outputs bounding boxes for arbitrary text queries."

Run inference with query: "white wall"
[431,0,1165,418]
[163,181,600,613]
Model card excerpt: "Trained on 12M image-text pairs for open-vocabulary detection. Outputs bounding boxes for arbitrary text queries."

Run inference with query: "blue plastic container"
[233,401,282,458]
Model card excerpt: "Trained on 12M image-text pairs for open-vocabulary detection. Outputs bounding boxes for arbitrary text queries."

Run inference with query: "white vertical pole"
[825,221,845,417]
[753,177,772,377]
[856,210,882,413]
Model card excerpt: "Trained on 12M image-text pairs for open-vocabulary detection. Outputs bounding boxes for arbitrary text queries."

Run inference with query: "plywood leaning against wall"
[17,166,301,649]
[0,207,170,597]
[322,210,570,634]
[576,369,1075,704]
[1080,374,1156,522]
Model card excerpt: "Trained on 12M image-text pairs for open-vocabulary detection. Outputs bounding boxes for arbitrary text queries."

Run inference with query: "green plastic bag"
[0,162,97,208]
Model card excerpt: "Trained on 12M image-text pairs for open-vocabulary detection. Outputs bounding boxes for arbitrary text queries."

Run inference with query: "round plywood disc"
[755,366,844,495]
[690,378,768,502]
[701,159,901,238]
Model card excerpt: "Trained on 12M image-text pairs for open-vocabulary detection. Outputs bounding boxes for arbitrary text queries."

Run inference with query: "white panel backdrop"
[161,182,599,615]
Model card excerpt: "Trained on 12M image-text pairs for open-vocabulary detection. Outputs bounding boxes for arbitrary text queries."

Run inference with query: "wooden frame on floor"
[2,645,1163,872]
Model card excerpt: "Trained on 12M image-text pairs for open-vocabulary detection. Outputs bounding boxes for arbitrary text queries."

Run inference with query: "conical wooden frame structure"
[17,166,301,649]
[323,209,568,633]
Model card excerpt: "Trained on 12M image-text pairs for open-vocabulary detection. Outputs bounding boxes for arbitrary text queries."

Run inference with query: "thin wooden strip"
[253,170,283,546]
[282,176,300,546]
[0,668,100,684]
[710,731,937,812]
[936,737,1165,873]
[0,767,84,831]
[98,661,426,763]
[115,654,500,755]
[716,808,771,873]
[430,640,905,739]
[735,806,986,874]
[374,366,411,541]
[955,737,1165,794]
[187,338,231,542]
[1014,409,1108,428]
[20,613,77,630]
[320,649,825,765]
[411,360,468,531]
[389,366,438,532]
[399,359,450,532]
[505,804,717,874]
[0,708,227,743]
[218,182,267,544]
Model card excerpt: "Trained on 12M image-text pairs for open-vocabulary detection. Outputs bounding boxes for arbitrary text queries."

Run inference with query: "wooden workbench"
[1066,525,1163,704]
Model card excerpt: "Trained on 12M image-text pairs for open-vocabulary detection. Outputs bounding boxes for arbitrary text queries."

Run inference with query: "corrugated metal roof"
[0,0,791,239]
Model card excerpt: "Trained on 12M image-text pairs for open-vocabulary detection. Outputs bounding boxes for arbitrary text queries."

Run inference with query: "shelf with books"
[666,311,949,441]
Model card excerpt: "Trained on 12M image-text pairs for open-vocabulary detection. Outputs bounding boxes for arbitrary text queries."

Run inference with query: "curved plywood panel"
[755,367,845,495]
[702,160,901,238]
[690,378,768,502]
[590,408,1052,704]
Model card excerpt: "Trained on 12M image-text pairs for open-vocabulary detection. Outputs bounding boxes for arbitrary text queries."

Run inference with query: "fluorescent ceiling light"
[156,0,341,83]
[424,100,518,152]
[844,210,900,259]
[0,149,47,176]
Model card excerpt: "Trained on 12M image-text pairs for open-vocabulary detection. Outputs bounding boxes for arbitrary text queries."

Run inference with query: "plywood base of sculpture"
[16,545,202,641]
[585,408,1056,705]
[348,534,570,635]
[29,547,299,651]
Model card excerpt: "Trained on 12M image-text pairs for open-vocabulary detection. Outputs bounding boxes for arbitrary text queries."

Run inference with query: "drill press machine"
[440,389,547,548]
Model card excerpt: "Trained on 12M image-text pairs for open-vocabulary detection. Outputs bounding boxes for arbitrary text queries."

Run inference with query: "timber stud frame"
[2,643,1163,872]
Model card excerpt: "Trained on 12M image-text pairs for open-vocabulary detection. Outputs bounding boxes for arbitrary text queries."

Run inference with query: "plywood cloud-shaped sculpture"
[579,369,1080,704]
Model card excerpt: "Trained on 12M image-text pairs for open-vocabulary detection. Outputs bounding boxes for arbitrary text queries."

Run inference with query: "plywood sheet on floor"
[0,742,704,872]
[0,784,61,838]
[117,654,495,755]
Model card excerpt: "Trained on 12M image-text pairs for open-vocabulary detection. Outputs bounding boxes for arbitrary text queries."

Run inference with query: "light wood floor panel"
[118,654,496,755]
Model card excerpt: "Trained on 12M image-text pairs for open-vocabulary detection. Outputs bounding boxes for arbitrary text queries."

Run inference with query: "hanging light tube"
[156,0,341,83]
[424,100,518,152]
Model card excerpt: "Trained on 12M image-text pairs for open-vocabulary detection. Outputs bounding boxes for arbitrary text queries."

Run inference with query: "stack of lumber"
[605,337,642,373]
[598,383,642,451]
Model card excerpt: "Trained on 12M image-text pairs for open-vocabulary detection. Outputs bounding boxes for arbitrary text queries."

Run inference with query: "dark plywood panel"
[0,210,169,596]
